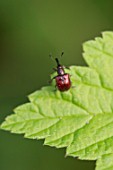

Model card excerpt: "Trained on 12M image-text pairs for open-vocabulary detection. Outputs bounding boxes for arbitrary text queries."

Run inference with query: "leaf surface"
[1,31,113,170]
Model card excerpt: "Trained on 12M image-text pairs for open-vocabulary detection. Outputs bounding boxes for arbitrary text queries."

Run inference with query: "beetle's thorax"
[57,66,65,75]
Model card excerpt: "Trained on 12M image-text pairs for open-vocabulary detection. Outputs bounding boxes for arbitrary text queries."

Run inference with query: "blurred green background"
[0,0,113,170]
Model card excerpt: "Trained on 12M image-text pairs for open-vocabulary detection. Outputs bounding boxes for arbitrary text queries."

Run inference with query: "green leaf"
[96,154,113,170]
[1,31,113,170]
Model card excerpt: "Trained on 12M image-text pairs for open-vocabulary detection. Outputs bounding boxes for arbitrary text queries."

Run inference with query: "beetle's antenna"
[49,52,64,66]
[61,51,64,57]
[49,53,55,61]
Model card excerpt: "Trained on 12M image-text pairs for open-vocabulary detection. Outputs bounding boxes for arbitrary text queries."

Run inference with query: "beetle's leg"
[53,68,57,71]
[48,76,56,84]
[49,68,57,75]
[71,85,76,88]
[53,84,57,92]
[63,65,70,70]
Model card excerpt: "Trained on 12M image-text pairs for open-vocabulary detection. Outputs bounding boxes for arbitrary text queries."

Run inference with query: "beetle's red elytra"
[55,73,71,91]
[50,53,71,92]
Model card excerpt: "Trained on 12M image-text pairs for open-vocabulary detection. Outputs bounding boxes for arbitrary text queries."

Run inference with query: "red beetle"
[50,53,71,92]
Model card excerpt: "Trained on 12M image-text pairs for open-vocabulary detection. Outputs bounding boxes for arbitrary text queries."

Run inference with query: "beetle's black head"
[55,58,61,67]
